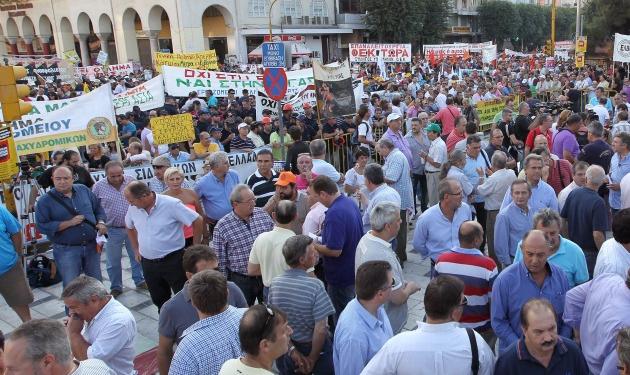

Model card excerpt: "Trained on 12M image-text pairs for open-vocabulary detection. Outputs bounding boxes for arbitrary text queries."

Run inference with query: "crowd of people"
[0,52,629,375]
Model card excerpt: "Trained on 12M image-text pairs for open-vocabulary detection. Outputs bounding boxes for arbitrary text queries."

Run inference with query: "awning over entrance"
[248,42,312,57]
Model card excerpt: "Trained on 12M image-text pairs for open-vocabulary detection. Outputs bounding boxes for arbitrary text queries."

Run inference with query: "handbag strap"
[46,191,97,229]
[466,328,480,375]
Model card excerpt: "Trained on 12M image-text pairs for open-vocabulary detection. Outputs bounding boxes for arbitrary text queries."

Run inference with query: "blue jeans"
[105,227,144,291]
[327,284,355,325]
[52,242,102,288]
[277,336,334,375]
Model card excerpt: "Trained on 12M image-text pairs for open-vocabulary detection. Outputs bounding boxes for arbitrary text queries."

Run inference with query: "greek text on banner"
[9,85,117,156]
[151,113,195,145]
[154,50,219,73]
[114,75,165,115]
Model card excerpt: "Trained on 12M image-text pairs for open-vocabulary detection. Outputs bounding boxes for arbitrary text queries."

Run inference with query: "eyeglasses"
[260,304,275,340]
[236,197,256,204]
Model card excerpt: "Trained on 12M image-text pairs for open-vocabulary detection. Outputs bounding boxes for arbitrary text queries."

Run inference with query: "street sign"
[575,52,585,68]
[576,36,587,53]
[263,68,288,101]
[262,42,286,68]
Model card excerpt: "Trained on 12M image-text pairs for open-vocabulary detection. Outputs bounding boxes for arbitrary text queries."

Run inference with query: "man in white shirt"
[476,151,517,267]
[622,173,630,209]
[594,208,630,279]
[591,98,610,126]
[5,319,116,375]
[125,181,203,310]
[362,274,495,375]
[62,276,136,375]
[422,123,447,207]
[558,161,588,211]
[309,139,344,184]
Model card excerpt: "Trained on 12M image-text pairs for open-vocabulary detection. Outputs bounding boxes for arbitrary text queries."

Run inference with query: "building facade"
[0,0,367,67]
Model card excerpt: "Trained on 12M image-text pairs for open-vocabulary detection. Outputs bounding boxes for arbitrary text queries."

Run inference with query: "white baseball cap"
[238,122,249,129]
[387,113,401,123]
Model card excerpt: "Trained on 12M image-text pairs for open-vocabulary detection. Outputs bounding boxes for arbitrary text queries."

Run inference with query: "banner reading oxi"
[349,44,412,63]
[113,75,165,115]
[162,66,315,98]
[7,86,117,156]
[255,85,318,120]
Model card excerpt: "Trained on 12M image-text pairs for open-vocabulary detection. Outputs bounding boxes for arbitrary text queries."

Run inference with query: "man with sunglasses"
[362,275,495,375]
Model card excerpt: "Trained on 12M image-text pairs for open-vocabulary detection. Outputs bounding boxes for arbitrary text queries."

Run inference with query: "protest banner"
[62,50,81,64]
[613,33,630,63]
[423,43,470,65]
[96,50,108,65]
[255,85,318,120]
[504,49,532,58]
[162,66,314,98]
[477,95,519,131]
[8,85,117,156]
[353,80,364,111]
[154,50,219,73]
[349,43,412,63]
[482,44,497,64]
[113,75,165,115]
[75,65,107,79]
[108,63,135,77]
[468,41,493,53]
[312,59,356,119]
[150,113,195,145]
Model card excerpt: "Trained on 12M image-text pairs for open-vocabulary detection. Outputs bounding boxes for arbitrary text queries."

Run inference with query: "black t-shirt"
[561,187,609,252]
[567,89,581,113]
[239,108,256,120]
[220,128,236,153]
[578,139,614,173]
[260,130,272,145]
[37,165,95,189]
[284,141,311,174]
[513,115,531,143]
[196,120,212,135]
[497,121,514,149]
[87,155,110,170]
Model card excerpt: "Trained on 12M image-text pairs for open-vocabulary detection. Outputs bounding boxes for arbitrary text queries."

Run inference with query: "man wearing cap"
[147,155,195,194]
[230,123,256,152]
[302,103,320,139]
[246,149,279,207]
[383,113,413,166]
[422,123,448,207]
[190,131,219,160]
[263,171,310,234]
[247,122,265,148]
[239,99,256,120]
[166,144,190,164]
[259,117,274,145]
[282,103,297,128]
[209,127,224,152]
[118,115,136,147]
[195,110,212,134]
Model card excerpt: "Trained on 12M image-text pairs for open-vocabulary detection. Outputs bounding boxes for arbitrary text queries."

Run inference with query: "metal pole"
[551,0,556,56]
[269,0,280,40]
[575,0,581,39]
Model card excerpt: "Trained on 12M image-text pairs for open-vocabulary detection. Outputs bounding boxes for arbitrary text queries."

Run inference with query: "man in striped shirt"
[245,149,279,207]
[434,220,498,346]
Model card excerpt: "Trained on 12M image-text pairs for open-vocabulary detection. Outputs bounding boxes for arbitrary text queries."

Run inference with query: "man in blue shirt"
[166,144,190,164]
[609,133,630,213]
[0,204,32,323]
[413,178,473,267]
[36,166,107,288]
[492,229,571,354]
[312,176,364,324]
[495,179,535,267]
[463,134,491,250]
[514,209,589,288]
[194,151,240,238]
[334,260,394,375]
[494,298,589,374]
[118,114,137,146]
[501,153,558,214]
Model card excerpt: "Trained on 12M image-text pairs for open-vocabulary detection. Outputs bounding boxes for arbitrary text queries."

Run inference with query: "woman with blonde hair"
[162,167,207,246]
[555,109,573,131]
[85,143,110,171]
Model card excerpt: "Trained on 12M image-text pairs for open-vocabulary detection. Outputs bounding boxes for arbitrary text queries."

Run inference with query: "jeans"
[277,336,334,375]
[472,202,487,251]
[52,242,102,288]
[104,227,144,291]
[411,173,429,214]
[584,251,598,279]
[327,284,355,326]
[485,209,500,267]
[141,249,187,311]
[228,270,264,306]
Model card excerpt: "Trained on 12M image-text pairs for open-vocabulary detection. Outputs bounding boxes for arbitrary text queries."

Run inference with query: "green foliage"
[583,0,630,45]
[477,1,518,49]
[361,0,450,45]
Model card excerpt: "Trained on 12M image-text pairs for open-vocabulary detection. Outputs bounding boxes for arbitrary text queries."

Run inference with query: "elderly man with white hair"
[310,139,344,184]
[355,201,421,333]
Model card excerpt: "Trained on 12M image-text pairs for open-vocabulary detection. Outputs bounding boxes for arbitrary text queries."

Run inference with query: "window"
[311,0,327,17]
[339,0,361,13]
[283,0,303,17]
[249,0,268,17]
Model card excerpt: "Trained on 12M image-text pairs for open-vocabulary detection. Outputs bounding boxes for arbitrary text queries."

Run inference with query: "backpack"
[352,121,369,146]
[27,254,62,288]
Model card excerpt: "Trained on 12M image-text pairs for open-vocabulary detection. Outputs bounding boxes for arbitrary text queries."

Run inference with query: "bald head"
[52,166,74,194]
[458,221,483,248]
[533,134,549,150]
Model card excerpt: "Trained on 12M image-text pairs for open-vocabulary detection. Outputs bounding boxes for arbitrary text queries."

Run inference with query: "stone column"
[75,33,90,66]
[39,35,52,55]
[96,32,111,52]
[6,37,19,55]
[145,30,160,57]
[23,37,34,55]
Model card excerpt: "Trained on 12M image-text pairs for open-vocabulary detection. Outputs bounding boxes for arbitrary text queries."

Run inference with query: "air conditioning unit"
[323,16,329,24]
[303,16,310,24]
[312,16,322,24]
[282,15,292,24]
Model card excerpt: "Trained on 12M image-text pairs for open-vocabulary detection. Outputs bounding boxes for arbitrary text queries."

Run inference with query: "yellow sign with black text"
[150,113,195,145]
[154,50,218,73]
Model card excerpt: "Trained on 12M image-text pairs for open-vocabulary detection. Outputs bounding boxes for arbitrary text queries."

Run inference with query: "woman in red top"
[525,113,554,156]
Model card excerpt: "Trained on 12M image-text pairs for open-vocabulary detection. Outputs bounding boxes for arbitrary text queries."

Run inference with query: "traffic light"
[544,40,555,57]
[0,66,32,122]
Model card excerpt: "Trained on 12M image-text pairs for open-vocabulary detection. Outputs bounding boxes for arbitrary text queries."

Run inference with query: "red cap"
[275,171,297,186]
[282,103,293,111]
[303,103,312,109]
[261,117,272,124]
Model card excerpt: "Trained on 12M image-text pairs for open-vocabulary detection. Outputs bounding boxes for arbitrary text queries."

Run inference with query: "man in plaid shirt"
[212,184,274,305]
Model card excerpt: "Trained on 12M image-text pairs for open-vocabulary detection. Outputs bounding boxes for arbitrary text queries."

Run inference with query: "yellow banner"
[154,50,218,73]
[0,127,18,181]
[477,95,519,131]
[151,113,195,145]
[575,52,585,68]
[576,36,587,53]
